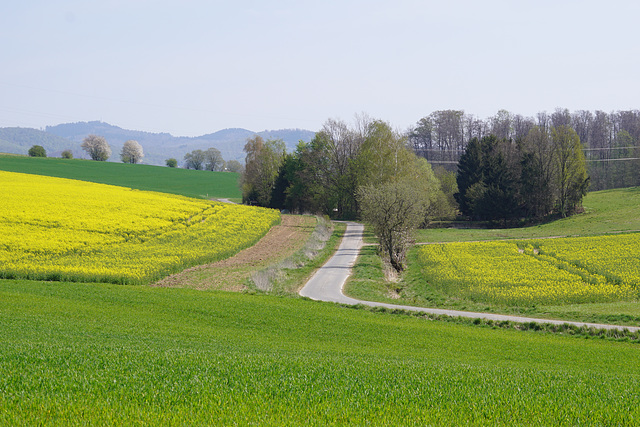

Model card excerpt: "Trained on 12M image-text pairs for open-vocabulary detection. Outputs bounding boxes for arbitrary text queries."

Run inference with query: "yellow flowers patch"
[417,234,640,305]
[0,171,280,284]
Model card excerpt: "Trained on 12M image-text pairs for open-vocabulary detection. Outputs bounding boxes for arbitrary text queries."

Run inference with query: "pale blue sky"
[1,0,639,136]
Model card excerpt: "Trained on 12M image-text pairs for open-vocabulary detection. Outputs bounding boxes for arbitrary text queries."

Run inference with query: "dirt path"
[154,215,316,291]
[300,222,640,333]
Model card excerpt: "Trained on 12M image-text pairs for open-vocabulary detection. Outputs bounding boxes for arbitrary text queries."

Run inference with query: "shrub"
[28,145,46,157]
[166,158,178,168]
[61,150,73,159]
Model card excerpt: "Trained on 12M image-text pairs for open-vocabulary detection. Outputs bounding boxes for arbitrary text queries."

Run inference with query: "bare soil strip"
[153,215,316,291]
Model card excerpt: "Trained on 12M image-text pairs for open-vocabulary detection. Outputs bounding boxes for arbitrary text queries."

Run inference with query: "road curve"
[299,222,640,333]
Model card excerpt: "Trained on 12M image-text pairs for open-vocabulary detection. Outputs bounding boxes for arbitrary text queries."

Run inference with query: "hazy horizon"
[2,1,639,137]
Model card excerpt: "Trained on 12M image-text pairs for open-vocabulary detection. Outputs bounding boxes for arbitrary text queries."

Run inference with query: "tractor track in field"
[299,222,640,333]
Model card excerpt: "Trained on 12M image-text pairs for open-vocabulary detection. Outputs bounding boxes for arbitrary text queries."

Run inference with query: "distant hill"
[0,121,315,166]
[42,121,316,166]
[0,128,76,157]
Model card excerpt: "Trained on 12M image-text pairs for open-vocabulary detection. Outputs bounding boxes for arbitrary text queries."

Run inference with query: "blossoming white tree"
[120,140,144,164]
[81,135,111,161]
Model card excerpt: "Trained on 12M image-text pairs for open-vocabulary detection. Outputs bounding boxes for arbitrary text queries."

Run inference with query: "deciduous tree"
[520,126,554,218]
[184,149,205,170]
[28,145,46,157]
[120,140,144,164]
[225,159,244,174]
[204,147,224,171]
[358,180,428,272]
[552,125,589,216]
[81,135,111,161]
[242,136,286,206]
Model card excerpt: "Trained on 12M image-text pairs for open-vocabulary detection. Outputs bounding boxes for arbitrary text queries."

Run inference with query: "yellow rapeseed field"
[417,234,640,305]
[0,171,280,284]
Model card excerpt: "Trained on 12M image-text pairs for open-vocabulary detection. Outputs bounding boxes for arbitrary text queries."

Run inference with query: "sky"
[1,0,639,137]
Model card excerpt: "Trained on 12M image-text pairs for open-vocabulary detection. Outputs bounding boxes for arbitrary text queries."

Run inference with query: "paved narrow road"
[299,222,640,333]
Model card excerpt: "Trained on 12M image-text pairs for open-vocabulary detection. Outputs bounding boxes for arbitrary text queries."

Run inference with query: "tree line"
[240,114,600,270]
[180,148,244,173]
[409,109,640,191]
[455,126,589,222]
[47,134,241,172]
[242,116,451,271]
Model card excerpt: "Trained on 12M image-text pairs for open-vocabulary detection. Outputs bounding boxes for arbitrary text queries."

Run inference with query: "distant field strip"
[417,233,640,305]
[0,171,279,284]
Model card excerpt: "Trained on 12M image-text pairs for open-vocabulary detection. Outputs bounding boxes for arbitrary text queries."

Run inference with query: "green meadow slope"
[1,280,639,425]
[416,186,640,243]
[0,154,241,200]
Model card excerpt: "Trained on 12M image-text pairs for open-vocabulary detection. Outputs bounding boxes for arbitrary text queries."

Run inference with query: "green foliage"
[27,145,46,157]
[287,119,362,218]
[0,155,241,199]
[204,147,225,171]
[520,126,554,218]
[242,136,286,207]
[271,117,447,221]
[455,136,519,221]
[165,158,177,168]
[183,149,205,170]
[455,127,590,222]
[61,149,73,159]
[454,137,483,215]
[268,153,297,210]
[2,279,640,424]
[552,125,589,216]
[431,166,458,219]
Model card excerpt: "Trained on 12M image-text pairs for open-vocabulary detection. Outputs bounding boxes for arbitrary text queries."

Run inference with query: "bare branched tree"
[358,180,428,272]
[204,147,224,171]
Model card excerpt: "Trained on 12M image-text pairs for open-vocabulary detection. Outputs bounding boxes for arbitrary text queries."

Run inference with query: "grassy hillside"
[416,186,640,243]
[2,279,639,425]
[0,154,241,199]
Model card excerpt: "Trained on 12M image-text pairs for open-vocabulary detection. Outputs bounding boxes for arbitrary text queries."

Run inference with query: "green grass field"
[4,154,640,423]
[348,187,640,326]
[417,186,640,242]
[0,154,241,200]
[2,279,639,425]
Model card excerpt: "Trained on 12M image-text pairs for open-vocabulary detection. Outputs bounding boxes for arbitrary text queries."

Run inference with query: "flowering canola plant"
[417,234,640,305]
[0,171,280,284]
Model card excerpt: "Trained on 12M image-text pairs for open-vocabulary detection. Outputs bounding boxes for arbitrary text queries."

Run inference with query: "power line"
[586,157,640,162]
